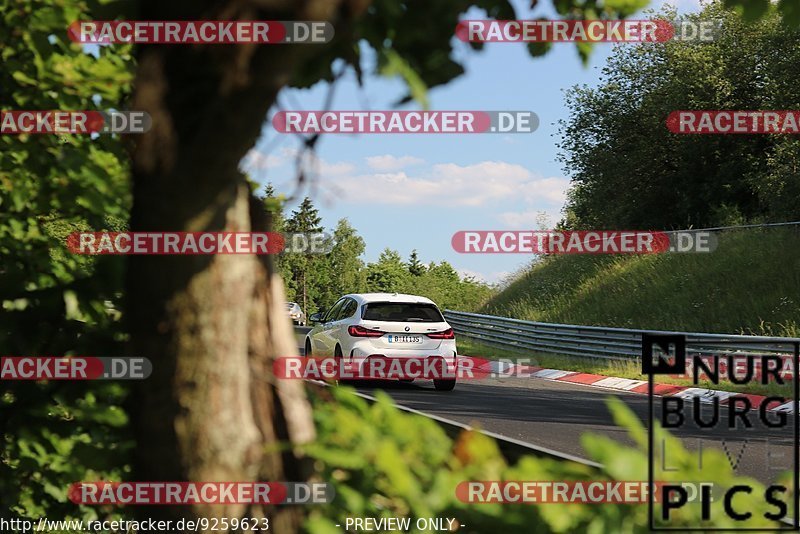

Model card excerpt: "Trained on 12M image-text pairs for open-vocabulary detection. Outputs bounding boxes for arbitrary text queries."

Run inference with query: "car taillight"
[348,325,384,337]
[426,328,455,339]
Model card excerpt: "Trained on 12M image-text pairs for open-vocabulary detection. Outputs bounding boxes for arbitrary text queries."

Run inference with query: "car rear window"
[362,302,444,322]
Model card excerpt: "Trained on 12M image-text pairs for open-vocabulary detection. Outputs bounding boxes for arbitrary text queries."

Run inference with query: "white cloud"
[456,268,512,284]
[365,155,424,171]
[242,150,284,170]
[516,176,571,205]
[290,149,354,177]
[241,146,298,171]
[497,210,560,229]
[319,160,356,176]
[333,161,570,208]
[278,146,298,158]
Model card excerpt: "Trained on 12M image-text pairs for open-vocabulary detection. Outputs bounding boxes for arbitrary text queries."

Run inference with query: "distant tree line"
[558,4,800,230]
[261,185,494,315]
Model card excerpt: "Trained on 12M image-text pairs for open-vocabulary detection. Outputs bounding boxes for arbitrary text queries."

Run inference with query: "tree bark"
[126,1,351,531]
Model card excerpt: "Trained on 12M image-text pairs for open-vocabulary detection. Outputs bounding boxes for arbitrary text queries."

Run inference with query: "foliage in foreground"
[303,388,789,533]
[3,379,790,532]
[1,0,134,523]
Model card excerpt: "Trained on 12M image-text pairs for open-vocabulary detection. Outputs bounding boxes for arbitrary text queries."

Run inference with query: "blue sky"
[242,0,703,285]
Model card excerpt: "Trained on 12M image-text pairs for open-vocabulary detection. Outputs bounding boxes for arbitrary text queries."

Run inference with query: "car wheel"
[433,378,456,391]
[333,345,346,385]
[304,339,312,357]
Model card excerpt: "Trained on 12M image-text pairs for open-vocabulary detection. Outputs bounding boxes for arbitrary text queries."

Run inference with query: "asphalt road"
[293,326,796,487]
[352,376,796,487]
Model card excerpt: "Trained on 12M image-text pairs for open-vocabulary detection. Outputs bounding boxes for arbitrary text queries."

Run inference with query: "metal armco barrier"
[444,310,800,361]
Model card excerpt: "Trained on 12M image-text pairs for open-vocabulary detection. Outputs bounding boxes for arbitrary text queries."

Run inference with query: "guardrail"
[444,310,799,361]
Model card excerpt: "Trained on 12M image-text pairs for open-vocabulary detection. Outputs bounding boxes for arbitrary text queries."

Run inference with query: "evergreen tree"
[407,249,426,276]
[261,183,285,231]
[284,197,324,313]
[259,183,294,299]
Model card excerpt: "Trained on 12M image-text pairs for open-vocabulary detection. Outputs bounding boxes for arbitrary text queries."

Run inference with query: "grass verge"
[482,228,800,337]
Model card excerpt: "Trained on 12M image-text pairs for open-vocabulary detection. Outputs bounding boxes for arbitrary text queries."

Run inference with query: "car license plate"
[387,334,422,344]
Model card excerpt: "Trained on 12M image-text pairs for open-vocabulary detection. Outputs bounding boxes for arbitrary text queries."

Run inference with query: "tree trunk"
[126,1,350,531]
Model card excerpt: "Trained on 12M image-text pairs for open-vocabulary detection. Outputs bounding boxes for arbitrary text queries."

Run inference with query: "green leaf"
[379,49,429,109]
[779,0,800,26]
[11,70,38,86]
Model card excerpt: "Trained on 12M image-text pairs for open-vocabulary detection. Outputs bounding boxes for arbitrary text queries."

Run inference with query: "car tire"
[334,345,346,385]
[305,339,312,357]
[433,378,456,391]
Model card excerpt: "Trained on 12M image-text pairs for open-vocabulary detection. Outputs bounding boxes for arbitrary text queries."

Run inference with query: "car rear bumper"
[350,342,457,361]
[348,345,458,377]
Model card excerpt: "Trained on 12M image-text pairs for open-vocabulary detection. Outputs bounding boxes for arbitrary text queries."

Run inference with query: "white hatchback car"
[304,293,458,391]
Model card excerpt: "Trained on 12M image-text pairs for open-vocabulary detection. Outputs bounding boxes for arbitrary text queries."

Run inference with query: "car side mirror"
[309,312,323,324]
